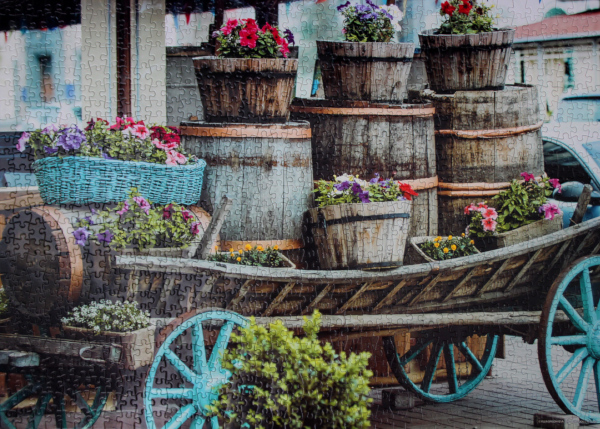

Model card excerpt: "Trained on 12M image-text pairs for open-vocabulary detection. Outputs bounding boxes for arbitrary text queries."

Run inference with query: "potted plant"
[317,1,413,102]
[195,19,297,123]
[465,173,563,250]
[18,118,206,205]
[74,188,204,258]
[308,173,418,269]
[61,300,153,370]
[411,234,479,263]
[206,311,373,428]
[419,0,515,93]
[209,244,296,268]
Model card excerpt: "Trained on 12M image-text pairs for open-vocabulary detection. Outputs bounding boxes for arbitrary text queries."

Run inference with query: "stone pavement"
[371,335,600,429]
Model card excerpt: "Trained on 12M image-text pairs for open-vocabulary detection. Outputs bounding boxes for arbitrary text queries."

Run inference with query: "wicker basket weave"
[33,156,206,205]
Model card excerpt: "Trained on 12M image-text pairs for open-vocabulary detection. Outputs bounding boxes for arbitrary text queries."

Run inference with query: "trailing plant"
[437,0,495,34]
[73,188,202,250]
[314,173,418,207]
[213,18,294,58]
[338,1,403,42]
[61,300,150,334]
[466,173,562,238]
[208,244,287,268]
[419,234,478,260]
[207,311,373,429]
[17,118,192,166]
[0,290,8,318]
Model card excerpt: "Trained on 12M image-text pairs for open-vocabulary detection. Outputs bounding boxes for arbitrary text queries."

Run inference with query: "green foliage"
[207,311,373,429]
[419,234,478,260]
[208,245,287,268]
[437,0,495,35]
[61,300,150,333]
[0,290,9,318]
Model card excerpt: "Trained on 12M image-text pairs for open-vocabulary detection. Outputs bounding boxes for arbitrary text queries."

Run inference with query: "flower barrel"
[307,200,412,270]
[317,41,415,102]
[33,156,206,205]
[419,29,515,93]
[194,57,298,123]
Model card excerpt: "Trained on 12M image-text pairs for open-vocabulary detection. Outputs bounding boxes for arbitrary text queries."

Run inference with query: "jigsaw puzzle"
[0,0,600,427]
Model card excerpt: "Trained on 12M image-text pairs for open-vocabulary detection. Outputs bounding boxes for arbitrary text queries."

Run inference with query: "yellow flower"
[435,236,442,242]
[451,244,457,251]
[257,245,264,251]
[230,252,235,257]
[470,240,475,245]
[443,248,449,253]
[244,244,252,251]
[434,243,440,248]
[448,235,453,240]
[229,248,234,252]
[214,245,219,251]
[236,257,241,262]
[238,249,243,254]
[461,233,465,237]
[273,245,279,251]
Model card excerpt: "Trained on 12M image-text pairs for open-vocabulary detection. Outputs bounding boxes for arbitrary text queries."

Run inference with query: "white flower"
[381,4,403,31]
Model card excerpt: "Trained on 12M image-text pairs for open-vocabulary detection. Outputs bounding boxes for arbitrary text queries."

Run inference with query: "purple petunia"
[381,9,394,20]
[337,1,350,10]
[42,123,58,135]
[73,227,92,246]
[366,0,379,8]
[56,125,86,151]
[355,4,373,13]
[102,152,115,160]
[97,229,114,244]
[44,146,59,155]
[334,181,351,191]
[133,196,151,215]
[369,173,380,184]
[359,191,370,203]
[283,29,295,45]
[360,12,378,20]
[83,216,94,225]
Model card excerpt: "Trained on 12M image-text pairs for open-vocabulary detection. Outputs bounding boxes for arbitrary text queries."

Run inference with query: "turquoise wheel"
[539,255,600,423]
[383,332,498,403]
[144,309,249,429]
[0,380,108,429]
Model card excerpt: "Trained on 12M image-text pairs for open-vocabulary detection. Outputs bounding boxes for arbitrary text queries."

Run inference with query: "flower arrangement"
[438,0,495,34]
[466,173,562,237]
[61,300,150,334]
[314,173,418,208]
[207,311,372,428]
[74,188,202,250]
[212,18,295,59]
[419,234,478,261]
[337,1,404,42]
[208,244,287,268]
[18,117,192,166]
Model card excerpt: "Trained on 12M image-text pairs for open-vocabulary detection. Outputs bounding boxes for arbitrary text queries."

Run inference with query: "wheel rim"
[540,255,600,423]
[383,333,498,403]
[144,310,249,429]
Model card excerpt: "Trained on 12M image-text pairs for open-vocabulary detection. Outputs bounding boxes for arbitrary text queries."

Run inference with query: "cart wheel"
[0,380,109,429]
[144,309,248,429]
[539,255,600,423]
[383,333,498,403]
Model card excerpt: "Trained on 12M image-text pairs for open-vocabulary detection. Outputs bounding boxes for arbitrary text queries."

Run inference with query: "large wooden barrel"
[181,121,313,252]
[290,99,438,263]
[429,85,544,235]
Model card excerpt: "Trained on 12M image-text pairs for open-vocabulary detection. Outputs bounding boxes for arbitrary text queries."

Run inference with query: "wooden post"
[570,184,593,225]
[197,195,233,259]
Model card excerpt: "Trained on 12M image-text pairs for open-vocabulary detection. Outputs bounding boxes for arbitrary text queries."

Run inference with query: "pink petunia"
[477,202,488,210]
[182,209,194,222]
[117,201,130,216]
[548,178,562,193]
[539,203,562,220]
[481,207,498,220]
[190,222,201,235]
[17,132,30,152]
[152,138,179,150]
[166,150,187,166]
[520,172,535,182]
[482,217,497,232]
[133,196,151,215]
[464,203,478,215]
[221,19,238,35]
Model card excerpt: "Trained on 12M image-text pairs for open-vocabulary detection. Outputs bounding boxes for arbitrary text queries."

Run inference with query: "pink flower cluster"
[539,203,562,220]
[465,202,498,232]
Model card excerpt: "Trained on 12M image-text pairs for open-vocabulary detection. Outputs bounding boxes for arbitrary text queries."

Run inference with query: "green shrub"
[208,311,373,428]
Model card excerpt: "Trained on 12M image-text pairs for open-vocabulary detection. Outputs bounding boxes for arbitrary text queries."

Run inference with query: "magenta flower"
[166,150,187,166]
[476,202,488,210]
[97,229,114,243]
[520,172,535,182]
[73,227,92,246]
[133,196,151,215]
[163,204,173,219]
[464,203,478,215]
[481,207,498,220]
[117,201,130,216]
[539,203,562,220]
[17,132,29,152]
[548,178,562,193]
[190,222,201,235]
[482,217,497,232]
[182,209,194,222]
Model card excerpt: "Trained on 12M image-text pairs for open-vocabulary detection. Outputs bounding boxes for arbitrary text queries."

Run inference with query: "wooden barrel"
[194,57,298,123]
[419,29,515,93]
[290,99,438,263]
[181,121,313,251]
[317,41,414,102]
[429,85,545,235]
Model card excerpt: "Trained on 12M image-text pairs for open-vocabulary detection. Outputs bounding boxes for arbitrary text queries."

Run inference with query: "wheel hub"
[587,322,600,359]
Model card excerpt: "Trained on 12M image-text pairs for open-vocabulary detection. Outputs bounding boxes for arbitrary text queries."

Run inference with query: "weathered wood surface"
[487,214,564,250]
[317,41,415,101]
[571,184,593,225]
[115,216,600,320]
[198,195,232,259]
[419,29,515,93]
[0,350,39,367]
[194,57,298,123]
[182,121,313,249]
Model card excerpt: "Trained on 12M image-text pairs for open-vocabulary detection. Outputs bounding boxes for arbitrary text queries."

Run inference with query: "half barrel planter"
[419,28,515,93]
[307,200,412,270]
[316,41,415,102]
[194,57,298,123]
[181,121,313,257]
[430,85,544,234]
[290,99,438,264]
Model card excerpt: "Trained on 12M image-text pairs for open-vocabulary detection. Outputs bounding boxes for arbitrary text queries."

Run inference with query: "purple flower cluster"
[283,29,295,45]
[335,180,370,203]
[337,1,350,10]
[56,125,86,151]
[73,227,92,246]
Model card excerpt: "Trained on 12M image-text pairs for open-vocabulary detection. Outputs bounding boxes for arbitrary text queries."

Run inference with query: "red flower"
[399,182,419,200]
[458,0,472,15]
[441,1,456,15]
[182,209,194,222]
[464,203,478,215]
[240,27,259,49]
[221,19,238,35]
[477,202,488,210]
[482,217,497,232]
[263,23,284,45]
[280,38,290,58]
[243,18,259,32]
[481,207,498,220]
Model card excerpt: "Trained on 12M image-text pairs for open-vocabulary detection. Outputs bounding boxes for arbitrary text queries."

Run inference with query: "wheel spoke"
[559,296,590,333]
[580,268,597,324]
[164,349,200,385]
[0,383,40,412]
[457,342,484,373]
[54,394,67,429]
[74,392,92,417]
[208,321,234,372]
[550,335,588,346]
[164,403,197,429]
[399,338,434,365]
[420,342,443,393]
[574,356,595,410]
[210,416,219,429]
[26,393,51,429]
[594,360,600,411]
[557,348,589,384]
[149,388,195,400]
[443,344,459,394]
[192,323,210,375]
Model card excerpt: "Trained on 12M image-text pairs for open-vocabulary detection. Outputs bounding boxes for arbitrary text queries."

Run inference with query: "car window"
[543,140,596,188]
[556,98,600,122]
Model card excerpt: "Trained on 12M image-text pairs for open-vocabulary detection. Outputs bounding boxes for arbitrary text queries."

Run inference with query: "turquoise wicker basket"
[33,156,206,205]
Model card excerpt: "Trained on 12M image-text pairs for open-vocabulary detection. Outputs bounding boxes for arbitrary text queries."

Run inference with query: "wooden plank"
[442,267,477,303]
[262,282,296,317]
[0,350,39,367]
[409,273,444,306]
[336,282,374,315]
[226,280,253,310]
[476,258,512,298]
[570,184,593,225]
[198,195,233,259]
[372,279,409,312]
[126,270,141,301]
[302,283,334,315]
[547,239,573,272]
[504,249,544,293]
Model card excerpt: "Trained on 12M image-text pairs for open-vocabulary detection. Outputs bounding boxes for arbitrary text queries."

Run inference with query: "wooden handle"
[197,195,233,259]
[570,184,593,226]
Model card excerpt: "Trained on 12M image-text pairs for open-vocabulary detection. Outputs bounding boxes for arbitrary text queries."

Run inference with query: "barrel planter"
[430,85,544,235]
[290,99,438,264]
[476,214,564,251]
[181,121,313,253]
[194,57,298,123]
[307,200,412,270]
[316,41,415,102]
[419,29,515,93]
